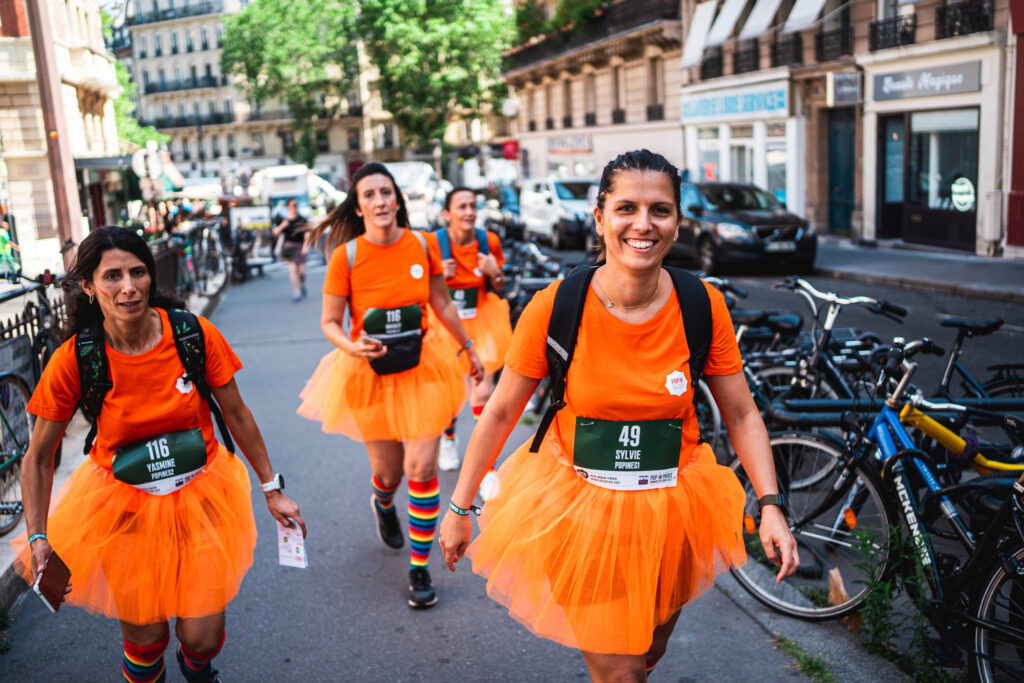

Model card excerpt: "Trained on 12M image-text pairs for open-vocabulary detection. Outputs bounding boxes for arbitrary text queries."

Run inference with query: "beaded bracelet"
[27,533,47,545]
[448,500,482,516]
[456,339,474,357]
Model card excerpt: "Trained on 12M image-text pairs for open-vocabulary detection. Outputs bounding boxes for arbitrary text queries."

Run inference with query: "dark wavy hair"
[306,162,410,254]
[593,150,682,258]
[64,226,183,340]
[444,186,475,211]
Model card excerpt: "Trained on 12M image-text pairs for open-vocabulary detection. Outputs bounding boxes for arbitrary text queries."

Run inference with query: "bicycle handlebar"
[775,277,906,315]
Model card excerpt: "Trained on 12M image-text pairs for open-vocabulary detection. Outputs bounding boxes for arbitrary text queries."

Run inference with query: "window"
[143,70,151,87]
[224,99,233,119]
[252,132,264,156]
[648,57,663,105]
[563,80,572,127]
[186,29,194,51]
[161,103,169,118]
[190,65,198,83]
[201,28,209,50]
[212,135,221,157]
[227,134,235,156]
[193,101,200,117]
[317,130,329,153]
[907,109,979,212]
[282,131,295,154]
[347,127,360,151]
[204,63,213,78]
[545,83,553,129]
[585,74,596,116]
[612,66,623,110]
[216,25,224,46]
[170,31,179,53]
[208,100,216,115]
[698,126,720,180]
[154,34,162,56]
[681,184,703,211]
[158,68,166,87]
[137,36,147,58]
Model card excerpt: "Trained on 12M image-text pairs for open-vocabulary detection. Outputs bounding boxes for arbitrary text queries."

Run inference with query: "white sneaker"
[478,469,500,501]
[438,436,461,471]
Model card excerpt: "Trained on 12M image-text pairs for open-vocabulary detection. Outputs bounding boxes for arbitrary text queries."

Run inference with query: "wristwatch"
[261,473,285,493]
[756,493,785,512]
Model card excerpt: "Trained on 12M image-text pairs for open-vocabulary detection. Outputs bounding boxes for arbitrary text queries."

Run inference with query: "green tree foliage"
[515,0,548,43]
[113,62,170,149]
[220,0,360,168]
[359,0,512,150]
[515,0,606,43]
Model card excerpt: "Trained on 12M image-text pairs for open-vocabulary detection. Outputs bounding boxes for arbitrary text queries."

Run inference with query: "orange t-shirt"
[441,229,506,300]
[505,278,742,462]
[323,229,444,340]
[27,308,242,469]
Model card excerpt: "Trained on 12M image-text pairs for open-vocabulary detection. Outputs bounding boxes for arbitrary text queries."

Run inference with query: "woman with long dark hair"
[13,226,305,683]
[299,162,483,608]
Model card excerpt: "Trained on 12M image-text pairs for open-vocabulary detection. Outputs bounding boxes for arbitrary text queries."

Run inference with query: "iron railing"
[127,1,224,26]
[815,24,853,61]
[733,40,759,74]
[142,113,235,129]
[646,104,664,121]
[701,46,723,79]
[936,0,993,39]
[562,115,573,128]
[144,75,224,95]
[772,33,803,66]
[585,112,597,126]
[611,108,626,124]
[869,14,916,50]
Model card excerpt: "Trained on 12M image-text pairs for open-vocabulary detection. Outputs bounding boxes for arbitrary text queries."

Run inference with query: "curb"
[813,267,1024,304]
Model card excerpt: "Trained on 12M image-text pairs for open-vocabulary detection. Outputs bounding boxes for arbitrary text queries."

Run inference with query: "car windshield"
[701,185,782,211]
[554,181,593,201]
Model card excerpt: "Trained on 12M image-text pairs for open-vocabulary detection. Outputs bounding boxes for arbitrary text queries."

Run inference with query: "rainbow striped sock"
[373,474,399,512]
[123,633,168,683]
[443,419,457,440]
[408,477,440,569]
[645,656,661,676]
[177,630,224,680]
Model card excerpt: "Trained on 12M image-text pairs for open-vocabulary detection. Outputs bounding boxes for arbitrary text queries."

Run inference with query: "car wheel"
[698,238,718,274]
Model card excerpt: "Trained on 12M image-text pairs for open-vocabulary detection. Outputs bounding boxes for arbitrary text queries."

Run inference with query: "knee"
[178,629,224,656]
[405,460,437,482]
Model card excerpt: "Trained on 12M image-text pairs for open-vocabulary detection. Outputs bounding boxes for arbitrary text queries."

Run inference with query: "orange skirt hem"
[431,291,513,376]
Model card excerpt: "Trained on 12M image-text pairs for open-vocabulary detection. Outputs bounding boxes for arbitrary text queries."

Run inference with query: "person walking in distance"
[440,150,798,680]
[272,198,310,301]
[300,163,483,608]
[433,188,512,500]
[14,226,305,683]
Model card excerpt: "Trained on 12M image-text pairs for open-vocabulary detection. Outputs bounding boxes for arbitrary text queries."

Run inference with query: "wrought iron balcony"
[584,112,597,126]
[611,108,626,124]
[700,46,723,79]
[545,117,554,130]
[127,1,224,26]
[246,110,290,122]
[143,75,224,94]
[528,120,537,131]
[772,33,803,67]
[646,104,664,121]
[869,14,916,51]
[146,113,235,129]
[936,0,993,39]
[733,40,759,74]
[562,115,573,128]
[815,24,853,61]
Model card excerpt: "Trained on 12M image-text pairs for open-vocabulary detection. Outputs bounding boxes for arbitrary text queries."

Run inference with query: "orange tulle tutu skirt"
[467,439,747,655]
[297,329,466,441]
[11,444,256,624]
[431,292,513,375]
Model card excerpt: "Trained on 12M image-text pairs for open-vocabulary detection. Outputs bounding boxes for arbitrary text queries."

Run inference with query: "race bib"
[573,418,682,491]
[363,304,422,336]
[112,428,208,495]
[448,287,479,319]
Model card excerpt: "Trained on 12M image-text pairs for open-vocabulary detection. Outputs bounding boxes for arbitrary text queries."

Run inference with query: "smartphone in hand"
[33,550,71,613]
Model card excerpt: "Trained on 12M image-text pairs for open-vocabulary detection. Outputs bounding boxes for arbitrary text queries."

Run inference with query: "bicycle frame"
[899,403,1023,475]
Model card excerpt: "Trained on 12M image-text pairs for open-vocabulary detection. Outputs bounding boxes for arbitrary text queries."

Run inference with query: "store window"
[698,126,720,180]
[766,122,787,204]
[730,125,754,184]
[907,108,978,213]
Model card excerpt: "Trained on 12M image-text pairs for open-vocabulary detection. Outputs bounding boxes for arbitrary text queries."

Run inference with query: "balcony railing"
[143,75,225,94]
[815,24,852,61]
[584,112,596,126]
[246,109,291,121]
[142,113,235,129]
[611,108,626,124]
[936,0,993,39]
[562,115,573,128]
[701,46,723,79]
[505,0,680,71]
[733,40,759,74]
[646,104,664,121]
[545,117,554,130]
[127,1,224,26]
[528,120,536,131]
[869,14,916,51]
[772,33,803,67]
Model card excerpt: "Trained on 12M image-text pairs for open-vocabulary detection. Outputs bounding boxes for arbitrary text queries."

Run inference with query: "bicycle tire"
[693,379,725,463]
[197,250,229,298]
[755,365,840,401]
[729,432,897,620]
[982,377,1024,399]
[972,545,1024,682]
[0,372,32,536]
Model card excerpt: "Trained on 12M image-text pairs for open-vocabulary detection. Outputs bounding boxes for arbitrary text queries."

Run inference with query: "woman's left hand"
[467,349,484,385]
[265,491,307,538]
[476,253,500,279]
[758,506,798,583]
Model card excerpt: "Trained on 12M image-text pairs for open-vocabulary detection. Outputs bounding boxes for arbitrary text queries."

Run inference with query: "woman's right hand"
[439,511,473,572]
[442,257,457,280]
[345,332,388,361]
[29,537,52,581]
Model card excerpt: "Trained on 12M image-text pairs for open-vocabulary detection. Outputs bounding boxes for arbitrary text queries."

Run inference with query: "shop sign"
[827,72,861,106]
[873,61,981,101]
[950,177,975,212]
[502,140,520,160]
[547,135,593,154]
[681,80,789,124]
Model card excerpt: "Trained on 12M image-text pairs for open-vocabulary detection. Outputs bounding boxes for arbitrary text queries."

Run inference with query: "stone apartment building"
[0,0,120,273]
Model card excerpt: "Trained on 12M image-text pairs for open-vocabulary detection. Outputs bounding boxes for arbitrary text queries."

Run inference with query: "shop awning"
[738,0,784,39]
[782,0,828,33]
[681,1,719,68]
[706,0,749,46]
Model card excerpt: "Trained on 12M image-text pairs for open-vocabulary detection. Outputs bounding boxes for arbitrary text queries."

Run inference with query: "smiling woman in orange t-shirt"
[299,162,483,609]
[439,150,798,680]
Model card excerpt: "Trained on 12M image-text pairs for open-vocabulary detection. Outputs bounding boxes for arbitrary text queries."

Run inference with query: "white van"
[519,177,597,249]
[385,161,443,229]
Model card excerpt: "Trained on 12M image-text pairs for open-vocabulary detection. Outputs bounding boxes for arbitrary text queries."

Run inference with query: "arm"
[22,416,71,579]
[705,372,798,582]
[211,378,306,537]
[320,293,386,361]
[271,217,291,238]
[428,273,484,382]
[476,252,505,291]
[438,368,539,570]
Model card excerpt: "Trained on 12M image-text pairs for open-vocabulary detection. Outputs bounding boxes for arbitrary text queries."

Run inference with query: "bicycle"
[172,220,230,300]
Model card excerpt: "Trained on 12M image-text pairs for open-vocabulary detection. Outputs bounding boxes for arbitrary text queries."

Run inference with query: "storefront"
[859,46,1005,254]
[680,70,805,217]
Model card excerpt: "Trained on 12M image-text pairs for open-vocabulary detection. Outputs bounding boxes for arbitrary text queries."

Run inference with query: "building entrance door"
[877,115,904,239]
[827,108,855,234]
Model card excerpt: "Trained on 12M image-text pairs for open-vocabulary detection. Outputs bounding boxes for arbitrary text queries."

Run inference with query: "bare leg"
[176,611,226,653]
[287,261,302,297]
[580,651,647,682]
[120,620,170,646]
[403,436,439,481]
[366,439,405,489]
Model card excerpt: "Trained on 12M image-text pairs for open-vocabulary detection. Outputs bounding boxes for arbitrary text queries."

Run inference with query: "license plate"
[766,241,796,252]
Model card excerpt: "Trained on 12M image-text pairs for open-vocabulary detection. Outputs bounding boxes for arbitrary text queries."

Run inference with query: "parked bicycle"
[172,219,230,299]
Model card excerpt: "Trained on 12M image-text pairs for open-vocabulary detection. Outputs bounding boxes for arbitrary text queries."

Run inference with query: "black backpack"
[75,308,235,455]
[529,264,712,453]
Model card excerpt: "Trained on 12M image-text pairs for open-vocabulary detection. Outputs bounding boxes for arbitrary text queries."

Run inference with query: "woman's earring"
[89,294,94,304]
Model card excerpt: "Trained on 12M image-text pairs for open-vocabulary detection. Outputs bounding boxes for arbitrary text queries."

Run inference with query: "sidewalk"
[814,236,1024,303]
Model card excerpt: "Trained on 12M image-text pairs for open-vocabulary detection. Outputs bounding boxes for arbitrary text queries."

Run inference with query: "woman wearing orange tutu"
[433,187,513,496]
[440,150,798,680]
[15,226,305,683]
[300,162,483,609]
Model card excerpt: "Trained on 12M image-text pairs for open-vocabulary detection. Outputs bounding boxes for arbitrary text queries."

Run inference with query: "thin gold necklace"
[593,272,660,310]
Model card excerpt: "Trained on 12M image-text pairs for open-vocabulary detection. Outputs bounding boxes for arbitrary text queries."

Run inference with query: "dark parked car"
[676,181,816,274]
[480,184,524,240]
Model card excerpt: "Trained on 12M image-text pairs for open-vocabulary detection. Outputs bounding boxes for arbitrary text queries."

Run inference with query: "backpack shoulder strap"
[167,308,235,453]
[408,228,428,257]
[665,267,712,386]
[474,228,489,256]
[529,264,597,453]
[75,322,112,454]
[434,228,451,260]
[345,237,357,272]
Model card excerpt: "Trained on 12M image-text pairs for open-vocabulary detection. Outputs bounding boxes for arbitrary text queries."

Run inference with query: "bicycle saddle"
[765,313,803,336]
[731,309,769,326]
[938,316,1003,336]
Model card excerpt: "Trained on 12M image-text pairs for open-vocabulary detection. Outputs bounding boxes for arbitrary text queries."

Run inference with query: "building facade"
[0,0,120,273]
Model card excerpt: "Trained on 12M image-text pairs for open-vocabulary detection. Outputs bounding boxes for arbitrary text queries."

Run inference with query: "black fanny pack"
[364,305,423,375]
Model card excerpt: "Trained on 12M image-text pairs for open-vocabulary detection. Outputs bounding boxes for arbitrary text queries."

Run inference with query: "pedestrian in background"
[13,226,305,683]
[432,187,512,502]
[300,162,483,608]
[440,150,797,680]
[272,198,309,301]
[0,215,21,275]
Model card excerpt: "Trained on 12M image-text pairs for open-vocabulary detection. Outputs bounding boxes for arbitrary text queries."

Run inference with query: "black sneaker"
[371,494,404,549]
[175,647,222,683]
[408,567,438,609]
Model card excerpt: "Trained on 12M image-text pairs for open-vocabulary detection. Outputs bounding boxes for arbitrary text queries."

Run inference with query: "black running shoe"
[408,567,438,608]
[371,494,404,549]
[176,647,222,683]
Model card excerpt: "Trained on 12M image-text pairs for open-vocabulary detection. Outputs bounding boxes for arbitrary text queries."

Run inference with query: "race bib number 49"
[572,418,682,491]
[448,287,479,319]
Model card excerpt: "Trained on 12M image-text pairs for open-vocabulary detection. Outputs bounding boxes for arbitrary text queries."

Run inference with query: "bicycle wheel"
[730,432,896,620]
[755,365,840,401]
[693,379,724,463]
[0,373,32,536]
[983,377,1024,399]
[972,545,1024,682]
[196,250,229,298]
